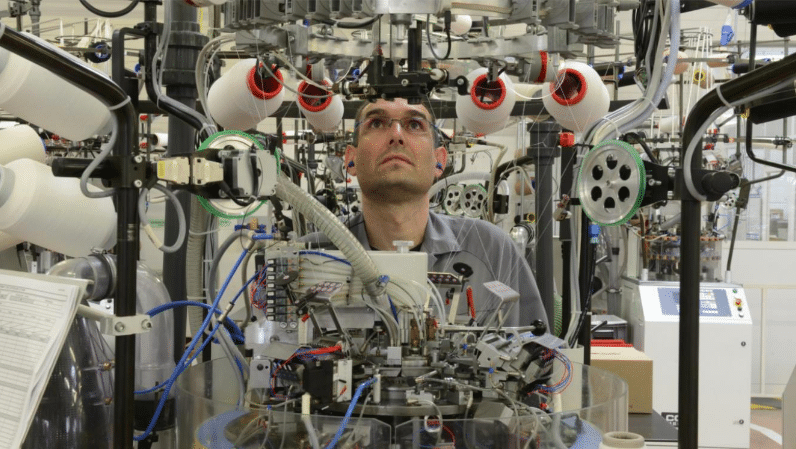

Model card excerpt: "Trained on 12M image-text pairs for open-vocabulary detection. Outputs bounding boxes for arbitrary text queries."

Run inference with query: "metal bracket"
[77,304,153,336]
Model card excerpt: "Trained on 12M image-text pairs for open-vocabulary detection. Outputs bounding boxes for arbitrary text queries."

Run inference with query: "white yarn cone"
[0,125,46,164]
[450,15,472,35]
[297,79,344,132]
[455,67,516,135]
[207,59,285,130]
[0,36,111,141]
[663,49,690,75]
[542,61,610,132]
[0,230,21,252]
[0,159,116,257]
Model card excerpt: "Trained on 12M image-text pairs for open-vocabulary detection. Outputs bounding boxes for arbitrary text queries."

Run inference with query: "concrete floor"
[750,405,783,449]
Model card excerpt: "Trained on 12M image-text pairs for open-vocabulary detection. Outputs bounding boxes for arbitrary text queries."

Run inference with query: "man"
[308,97,547,328]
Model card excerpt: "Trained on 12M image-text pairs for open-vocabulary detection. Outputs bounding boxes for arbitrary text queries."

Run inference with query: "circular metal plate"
[576,140,646,226]
[461,184,487,218]
[442,184,464,216]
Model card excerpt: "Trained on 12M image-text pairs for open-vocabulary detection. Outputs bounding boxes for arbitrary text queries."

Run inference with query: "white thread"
[108,96,131,111]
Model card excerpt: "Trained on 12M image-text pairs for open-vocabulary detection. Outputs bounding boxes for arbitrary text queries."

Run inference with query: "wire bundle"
[535,350,573,395]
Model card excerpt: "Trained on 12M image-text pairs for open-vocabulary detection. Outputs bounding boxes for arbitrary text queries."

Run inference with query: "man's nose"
[388,120,405,145]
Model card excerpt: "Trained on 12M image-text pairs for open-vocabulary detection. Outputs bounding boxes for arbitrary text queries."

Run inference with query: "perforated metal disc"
[442,185,464,216]
[576,140,646,226]
[462,184,487,218]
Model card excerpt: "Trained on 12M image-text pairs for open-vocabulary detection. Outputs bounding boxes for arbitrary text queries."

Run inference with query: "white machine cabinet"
[621,278,752,449]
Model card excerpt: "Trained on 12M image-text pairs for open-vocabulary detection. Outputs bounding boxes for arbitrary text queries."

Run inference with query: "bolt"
[648,179,662,187]
[114,322,126,332]
[457,78,465,86]
[133,179,143,188]
[133,155,144,163]
[401,78,409,86]
[142,320,152,330]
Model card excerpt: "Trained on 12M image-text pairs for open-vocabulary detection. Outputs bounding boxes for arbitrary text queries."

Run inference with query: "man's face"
[345,98,447,202]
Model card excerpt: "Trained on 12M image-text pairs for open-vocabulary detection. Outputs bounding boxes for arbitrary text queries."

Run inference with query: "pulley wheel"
[442,185,464,216]
[461,184,487,218]
[576,140,645,226]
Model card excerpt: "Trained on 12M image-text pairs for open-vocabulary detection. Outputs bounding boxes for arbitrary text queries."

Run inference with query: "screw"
[648,179,662,187]
[457,78,465,86]
[142,320,152,330]
[133,155,144,163]
[739,419,745,424]
[133,179,143,188]
[114,322,126,332]
[401,78,409,86]
[741,341,746,347]
[257,364,264,371]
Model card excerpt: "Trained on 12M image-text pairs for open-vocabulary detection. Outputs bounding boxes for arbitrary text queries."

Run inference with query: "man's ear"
[433,144,448,174]
[344,144,357,176]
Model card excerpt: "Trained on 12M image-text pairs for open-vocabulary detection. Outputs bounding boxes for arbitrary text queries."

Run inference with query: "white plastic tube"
[296,79,344,132]
[275,175,383,297]
[0,36,111,141]
[207,59,285,130]
[542,61,610,132]
[0,125,46,164]
[0,159,116,257]
[455,67,516,135]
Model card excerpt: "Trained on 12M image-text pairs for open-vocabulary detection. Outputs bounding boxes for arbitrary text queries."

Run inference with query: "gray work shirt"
[302,211,548,328]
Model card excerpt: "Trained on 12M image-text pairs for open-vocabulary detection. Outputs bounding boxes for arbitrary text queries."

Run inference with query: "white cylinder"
[598,431,646,449]
[0,39,112,142]
[0,159,116,257]
[657,115,683,134]
[449,15,473,35]
[207,59,285,130]
[297,79,344,132]
[0,125,46,164]
[455,67,516,135]
[542,60,610,132]
[664,49,690,75]
[0,230,21,252]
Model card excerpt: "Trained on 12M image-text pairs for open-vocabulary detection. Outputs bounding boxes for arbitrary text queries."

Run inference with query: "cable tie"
[715,84,734,110]
[108,96,132,111]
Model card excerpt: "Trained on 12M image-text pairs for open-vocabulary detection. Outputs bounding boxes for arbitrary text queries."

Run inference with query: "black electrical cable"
[79,0,139,18]
[319,15,382,29]
[426,13,452,60]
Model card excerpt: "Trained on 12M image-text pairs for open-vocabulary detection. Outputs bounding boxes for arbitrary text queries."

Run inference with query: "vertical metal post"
[529,120,561,323]
[160,0,208,363]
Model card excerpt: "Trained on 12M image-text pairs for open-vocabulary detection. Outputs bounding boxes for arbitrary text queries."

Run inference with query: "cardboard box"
[591,346,653,414]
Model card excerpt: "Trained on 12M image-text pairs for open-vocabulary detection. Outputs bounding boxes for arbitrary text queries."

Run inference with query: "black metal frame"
[0,24,139,449]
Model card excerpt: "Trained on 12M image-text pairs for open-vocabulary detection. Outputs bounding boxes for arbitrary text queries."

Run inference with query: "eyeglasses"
[357,116,435,136]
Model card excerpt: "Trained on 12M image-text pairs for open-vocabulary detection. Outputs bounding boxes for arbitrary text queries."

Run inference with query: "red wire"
[466,286,476,320]
[271,345,342,398]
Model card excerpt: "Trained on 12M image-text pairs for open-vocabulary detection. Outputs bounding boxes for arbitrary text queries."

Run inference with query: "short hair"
[351,97,441,148]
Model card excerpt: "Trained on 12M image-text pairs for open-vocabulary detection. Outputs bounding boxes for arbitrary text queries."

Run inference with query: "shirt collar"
[349,211,460,256]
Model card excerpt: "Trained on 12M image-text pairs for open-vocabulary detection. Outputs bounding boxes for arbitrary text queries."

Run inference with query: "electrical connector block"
[192,157,224,185]
[156,157,190,185]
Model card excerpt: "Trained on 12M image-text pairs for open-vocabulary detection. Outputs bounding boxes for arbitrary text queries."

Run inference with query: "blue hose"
[324,377,378,449]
